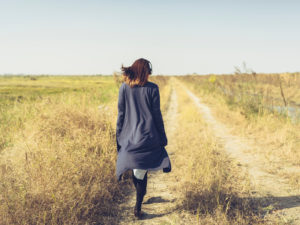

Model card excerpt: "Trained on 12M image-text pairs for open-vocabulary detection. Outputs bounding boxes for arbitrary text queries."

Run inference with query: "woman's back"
[117,81,167,152]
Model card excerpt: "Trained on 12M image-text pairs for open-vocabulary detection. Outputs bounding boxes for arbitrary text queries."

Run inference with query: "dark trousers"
[132,171,148,211]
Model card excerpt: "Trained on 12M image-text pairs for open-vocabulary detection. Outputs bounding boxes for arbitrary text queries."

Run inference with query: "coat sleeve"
[116,84,125,151]
[151,86,168,147]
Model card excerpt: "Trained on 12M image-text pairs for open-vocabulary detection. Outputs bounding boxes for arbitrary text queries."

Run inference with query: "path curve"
[184,85,300,224]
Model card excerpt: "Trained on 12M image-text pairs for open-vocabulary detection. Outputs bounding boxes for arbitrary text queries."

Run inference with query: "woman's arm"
[151,86,168,147]
[116,84,125,151]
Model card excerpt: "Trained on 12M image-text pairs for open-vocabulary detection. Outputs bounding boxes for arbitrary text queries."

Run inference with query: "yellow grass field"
[0,74,299,224]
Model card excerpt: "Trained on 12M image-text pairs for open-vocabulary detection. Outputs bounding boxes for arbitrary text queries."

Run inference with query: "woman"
[116,58,171,219]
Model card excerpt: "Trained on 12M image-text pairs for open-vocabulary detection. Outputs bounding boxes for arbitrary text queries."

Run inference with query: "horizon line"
[1,71,300,76]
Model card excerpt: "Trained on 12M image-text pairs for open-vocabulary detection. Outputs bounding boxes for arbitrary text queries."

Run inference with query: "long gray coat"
[116,81,171,180]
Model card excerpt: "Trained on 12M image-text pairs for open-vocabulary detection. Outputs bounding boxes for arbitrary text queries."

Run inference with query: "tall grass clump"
[0,102,127,224]
[0,76,131,224]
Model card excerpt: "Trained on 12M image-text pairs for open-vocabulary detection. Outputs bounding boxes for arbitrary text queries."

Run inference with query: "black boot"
[132,172,147,219]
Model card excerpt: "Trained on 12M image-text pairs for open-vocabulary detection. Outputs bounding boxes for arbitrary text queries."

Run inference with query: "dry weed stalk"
[278,74,287,107]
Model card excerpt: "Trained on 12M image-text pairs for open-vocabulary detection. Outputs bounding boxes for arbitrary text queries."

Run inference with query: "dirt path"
[184,86,300,224]
[118,82,182,225]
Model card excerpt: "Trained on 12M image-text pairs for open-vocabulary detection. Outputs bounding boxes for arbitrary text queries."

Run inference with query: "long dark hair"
[121,58,152,87]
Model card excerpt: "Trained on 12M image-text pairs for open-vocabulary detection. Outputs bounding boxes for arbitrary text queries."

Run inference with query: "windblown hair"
[121,58,152,87]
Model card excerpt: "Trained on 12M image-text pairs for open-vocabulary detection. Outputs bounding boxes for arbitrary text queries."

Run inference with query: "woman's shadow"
[252,195,300,213]
[138,196,175,220]
[144,196,171,204]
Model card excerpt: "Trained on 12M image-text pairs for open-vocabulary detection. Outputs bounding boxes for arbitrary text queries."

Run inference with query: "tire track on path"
[119,80,181,225]
[183,84,300,224]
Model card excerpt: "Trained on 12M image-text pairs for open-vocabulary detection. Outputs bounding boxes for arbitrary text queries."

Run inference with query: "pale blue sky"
[0,0,299,75]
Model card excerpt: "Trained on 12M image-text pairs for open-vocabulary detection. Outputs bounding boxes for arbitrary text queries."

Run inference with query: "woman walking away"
[116,58,171,219]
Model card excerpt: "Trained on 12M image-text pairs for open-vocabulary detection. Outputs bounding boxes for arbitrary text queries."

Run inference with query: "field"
[0,74,299,224]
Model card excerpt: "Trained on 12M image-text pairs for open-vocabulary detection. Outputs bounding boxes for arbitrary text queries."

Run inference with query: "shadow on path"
[140,211,173,220]
[251,195,300,212]
[180,186,300,219]
[144,196,172,204]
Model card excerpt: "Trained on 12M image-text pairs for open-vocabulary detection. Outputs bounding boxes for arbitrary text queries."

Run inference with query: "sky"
[0,0,300,75]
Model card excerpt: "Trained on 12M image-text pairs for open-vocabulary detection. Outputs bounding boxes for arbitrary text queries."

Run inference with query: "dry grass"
[179,75,300,190]
[181,73,300,116]
[213,98,300,189]
[0,96,124,224]
[171,85,266,225]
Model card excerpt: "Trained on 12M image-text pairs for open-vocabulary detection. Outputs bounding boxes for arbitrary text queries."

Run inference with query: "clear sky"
[1,0,299,75]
